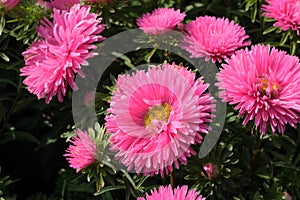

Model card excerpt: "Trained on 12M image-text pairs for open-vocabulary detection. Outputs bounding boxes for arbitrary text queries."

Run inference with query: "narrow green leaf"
[0,52,9,62]
[250,2,257,23]
[280,32,289,45]
[290,41,297,55]
[263,26,278,35]
[121,169,137,189]
[0,15,5,36]
[0,131,40,144]
[94,185,126,196]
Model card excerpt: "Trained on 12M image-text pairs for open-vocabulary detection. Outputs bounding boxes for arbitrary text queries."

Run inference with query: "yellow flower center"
[256,76,280,98]
[144,103,172,127]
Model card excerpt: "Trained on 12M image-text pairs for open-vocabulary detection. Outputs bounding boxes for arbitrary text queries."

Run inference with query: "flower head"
[182,16,250,63]
[137,185,206,200]
[283,192,292,200]
[64,129,96,172]
[105,63,214,176]
[21,4,105,103]
[216,44,300,134]
[262,0,300,35]
[87,0,113,2]
[0,0,19,9]
[36,0,80,10]
[137,8,186,35]
[201,162,219,180]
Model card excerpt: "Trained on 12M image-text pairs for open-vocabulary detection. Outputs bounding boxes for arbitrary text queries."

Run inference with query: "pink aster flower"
[137,8,186,35]
[36,0,80,10]
[201,162,219,180]
[21,4,105,103]
[137,185,206,200]
[283,192,292,200]
[262,0,300,35]
[87,0,112,2]
[105,63,214,177]
[0,0,19,9]
[216,44,300,134]
[49,0,80,10]
[182,16,250,63]
[64,129,96,172]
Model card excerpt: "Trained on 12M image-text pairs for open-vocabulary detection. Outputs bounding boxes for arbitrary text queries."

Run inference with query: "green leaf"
[263,26,278,35]
[0,15,5,36]
[245,0,257,11]
[271,135,281,149]
[0,53,9,62]
[111,52,136,70]
[250,2,257,23]
[0,131,40,144]
[280,32,289,45]
[290,40,297,55]
[94,185,126,196]
[121,169,136,189]
[0,78,17,88]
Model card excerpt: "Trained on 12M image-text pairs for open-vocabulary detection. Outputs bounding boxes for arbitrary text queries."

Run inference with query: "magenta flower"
[263,0,300,35]
[137,8,186,35]
[87,0,112,2]
[21,4,105,103]
[36,0,80,10]
[64,129,96,172]
[0,0,19,9]
[201,163,219,180]
[182,16,250,63]
[105,63,214,177]
[216,44,300,134]
[137,185,206,200]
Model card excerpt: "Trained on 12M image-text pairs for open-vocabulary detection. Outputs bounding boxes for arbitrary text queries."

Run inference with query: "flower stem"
[170,171,175,189]
[0,79,22,135]
[250,129,261,172]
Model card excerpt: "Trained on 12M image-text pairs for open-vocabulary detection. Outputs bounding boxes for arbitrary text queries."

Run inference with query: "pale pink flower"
[182,16,250,63]
[283,192,292,200]
[137,8,186,35]
[64,129,96,172]
[35,0,51,9]
[201,163,219,180]
[216,44,300,134]
[84,91,96,107]
[0,0,19,9]
[105,63,214,177]
[263,0,300,35]
[21,4,105,103]
[137,185,206,200]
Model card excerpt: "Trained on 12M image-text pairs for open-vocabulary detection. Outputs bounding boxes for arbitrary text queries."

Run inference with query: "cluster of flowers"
[0,0,114,10]
[9,0,299,199]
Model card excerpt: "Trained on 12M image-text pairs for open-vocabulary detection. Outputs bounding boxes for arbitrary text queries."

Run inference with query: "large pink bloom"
[182,16,250,63]
[64,129,96,173]
[216,44,300,134]
[105,63,214,176]
[0,0,19,9]
[21,4,105,103]
[137,185,206,200]
[137,8,186,35]
[262,0,300,35]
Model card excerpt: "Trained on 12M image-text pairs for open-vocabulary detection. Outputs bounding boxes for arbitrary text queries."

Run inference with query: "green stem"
[170,171,175,189]
[0,79,22,135]
[152,0,157,9]
[250,129,261,172]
